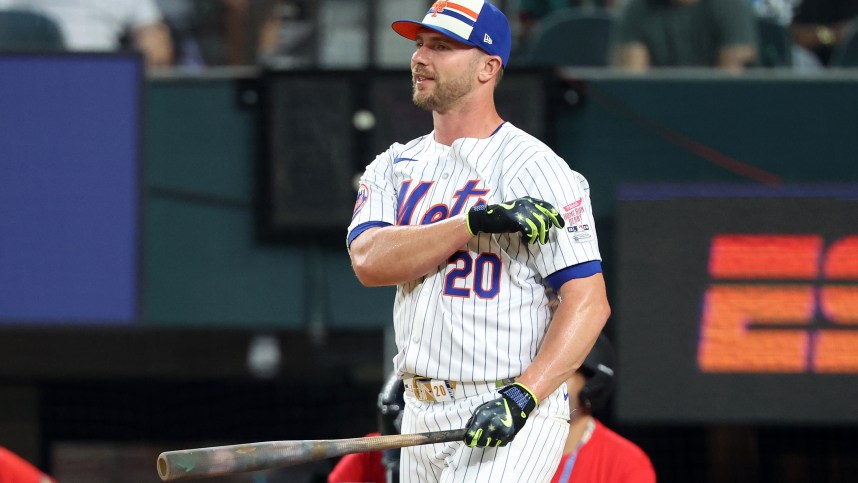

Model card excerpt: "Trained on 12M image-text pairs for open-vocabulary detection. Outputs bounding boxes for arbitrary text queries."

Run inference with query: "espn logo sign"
[698,235,858,373]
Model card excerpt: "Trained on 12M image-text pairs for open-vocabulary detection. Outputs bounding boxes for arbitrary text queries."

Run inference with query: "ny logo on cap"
[431,0,448,16]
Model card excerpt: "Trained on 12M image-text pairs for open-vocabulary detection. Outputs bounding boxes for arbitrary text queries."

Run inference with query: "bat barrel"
[157,441,314,481]
[157,429,467,481]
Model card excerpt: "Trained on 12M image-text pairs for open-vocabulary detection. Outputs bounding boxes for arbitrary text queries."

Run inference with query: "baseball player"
[551,334,656,483]
[347,1,610,482]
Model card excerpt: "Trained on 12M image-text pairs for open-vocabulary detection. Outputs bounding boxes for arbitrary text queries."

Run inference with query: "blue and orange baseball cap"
[392,0,512,67]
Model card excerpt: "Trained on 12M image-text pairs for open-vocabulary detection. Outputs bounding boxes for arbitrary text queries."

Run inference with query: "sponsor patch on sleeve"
[562,198,585,226]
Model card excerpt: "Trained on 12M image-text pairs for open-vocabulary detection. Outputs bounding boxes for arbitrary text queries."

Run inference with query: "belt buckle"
[411,376,434,402]
[409,377,457,402]
[431,379,455,402]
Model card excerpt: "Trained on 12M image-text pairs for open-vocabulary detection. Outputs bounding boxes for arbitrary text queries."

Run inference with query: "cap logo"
[483,33,492,44]
[431,0,448,16]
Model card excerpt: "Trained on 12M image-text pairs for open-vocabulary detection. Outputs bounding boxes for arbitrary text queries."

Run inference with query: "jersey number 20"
[444,251,501,299]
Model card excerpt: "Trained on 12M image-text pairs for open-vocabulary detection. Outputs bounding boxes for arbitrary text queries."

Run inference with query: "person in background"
[328,372,404,483]
[0,0,173,68]
[746,0,825,71]
[156,0,282,67]
[551,334,655,483]
[747,0,799,26]
[220,0,282,65]
[517,0,619,44]
[0,447,55,483]
[611,0,759,73]
[789,0,858,66]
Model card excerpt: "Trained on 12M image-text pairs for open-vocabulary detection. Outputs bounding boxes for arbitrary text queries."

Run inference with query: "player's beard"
[412,60,478,113]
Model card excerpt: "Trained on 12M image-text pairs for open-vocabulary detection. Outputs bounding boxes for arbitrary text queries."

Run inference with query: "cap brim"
[391,20,472,48]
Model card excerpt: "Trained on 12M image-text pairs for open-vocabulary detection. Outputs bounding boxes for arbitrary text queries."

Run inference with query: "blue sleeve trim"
[347,221,392,247]
[546,261,602,292]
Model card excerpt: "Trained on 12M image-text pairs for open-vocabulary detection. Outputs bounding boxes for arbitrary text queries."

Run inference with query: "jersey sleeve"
[346,146,401,248]
[504,152,602,281]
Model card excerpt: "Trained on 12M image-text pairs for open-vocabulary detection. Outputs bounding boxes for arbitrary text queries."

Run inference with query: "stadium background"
[2,1,858,482]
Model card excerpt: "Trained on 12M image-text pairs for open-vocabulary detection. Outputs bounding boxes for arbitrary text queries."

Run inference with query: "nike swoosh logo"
[499,402,514,427]
[394,157,419,164]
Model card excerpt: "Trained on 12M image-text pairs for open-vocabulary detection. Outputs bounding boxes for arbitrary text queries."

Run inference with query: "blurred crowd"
[515,0,858,72]
[0,0,284,68]
[0,0,855,72]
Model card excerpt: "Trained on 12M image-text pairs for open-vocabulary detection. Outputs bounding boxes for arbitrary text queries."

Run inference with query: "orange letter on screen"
[816,236,858,372]
[815,286,858,372]
[698,285,814,372]
[709,235,822,280]
[824,235,858,279]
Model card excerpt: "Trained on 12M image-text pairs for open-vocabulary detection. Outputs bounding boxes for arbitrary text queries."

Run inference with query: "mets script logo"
[396,179,488,225]
[431,0,448,16]
[697,234,858,374]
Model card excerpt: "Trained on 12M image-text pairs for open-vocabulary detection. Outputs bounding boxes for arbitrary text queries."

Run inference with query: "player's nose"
[412,45,429,65]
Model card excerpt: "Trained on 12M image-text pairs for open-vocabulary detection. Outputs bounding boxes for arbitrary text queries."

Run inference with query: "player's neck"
[431,97,503,146]
[564,414,595,454]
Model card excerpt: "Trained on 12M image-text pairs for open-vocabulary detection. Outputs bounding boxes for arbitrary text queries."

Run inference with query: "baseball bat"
[157,428,466,481]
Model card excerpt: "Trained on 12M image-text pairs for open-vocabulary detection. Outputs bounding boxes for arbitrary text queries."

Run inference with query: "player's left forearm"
[516,273,610,401]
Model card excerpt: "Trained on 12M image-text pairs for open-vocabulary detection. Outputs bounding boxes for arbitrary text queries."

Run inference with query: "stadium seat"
[830,20,858,67]
[521,7,615,67]
[756,16,793,67]
[0,10,64,51]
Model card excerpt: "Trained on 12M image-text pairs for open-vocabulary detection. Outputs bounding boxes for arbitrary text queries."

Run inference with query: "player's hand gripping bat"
[157,428,466,480]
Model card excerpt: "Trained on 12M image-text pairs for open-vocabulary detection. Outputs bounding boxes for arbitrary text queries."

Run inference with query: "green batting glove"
[463,382,538,448]
[466,197,564,245]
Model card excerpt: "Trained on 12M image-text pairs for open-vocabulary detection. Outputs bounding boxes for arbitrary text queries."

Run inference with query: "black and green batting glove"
[466,197,564,245]
[463,382,538,448]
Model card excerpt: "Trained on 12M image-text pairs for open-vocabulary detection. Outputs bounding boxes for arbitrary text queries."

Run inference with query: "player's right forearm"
[350,215,472,286]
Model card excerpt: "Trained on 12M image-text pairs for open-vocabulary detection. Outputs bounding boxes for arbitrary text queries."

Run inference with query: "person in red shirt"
[328,439,387,483]
[0,447,55,483]
[329,372,404,483]
[552,334,656,483]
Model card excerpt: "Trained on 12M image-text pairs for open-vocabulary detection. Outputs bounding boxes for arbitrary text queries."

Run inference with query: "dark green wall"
[143,77,393,328]
[553,74,858,218]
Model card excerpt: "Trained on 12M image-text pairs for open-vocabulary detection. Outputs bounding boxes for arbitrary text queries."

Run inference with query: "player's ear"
[478,55,502,83]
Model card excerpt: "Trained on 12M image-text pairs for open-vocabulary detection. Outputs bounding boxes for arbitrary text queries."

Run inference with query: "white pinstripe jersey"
[348,122,601,383]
